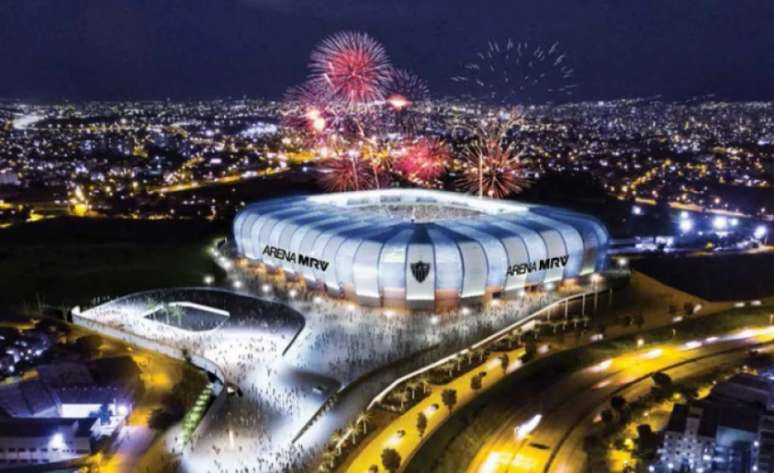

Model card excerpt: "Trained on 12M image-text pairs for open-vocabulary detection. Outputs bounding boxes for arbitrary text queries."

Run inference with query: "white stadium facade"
[232,189,609,311]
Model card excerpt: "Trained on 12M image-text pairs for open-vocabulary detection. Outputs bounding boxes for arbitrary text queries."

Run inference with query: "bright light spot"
[705,336,719,343]
[679,219,694,232]
[346,304,356,312]
[730,218,739,227]
[682,340,702,350]
[754,225,768,239]
[642,348,663,360]
[515,414,542,440]
[461,307,471,316]
[49,432,65,449]
[203,275,214,285]
[590,359,612,372]
[387,94,410,111]
[632,205,643,215]
[288,289,298,298]
[261,284,272,293]
[680,211,690,220]
[713,216,728,230]
[637,337,645,347]
[479,452,509,473]
[617,257,629,268]
[593,379,611,389]
[430,315,440,325]
[313,296,323,304]
[232,280,243,289]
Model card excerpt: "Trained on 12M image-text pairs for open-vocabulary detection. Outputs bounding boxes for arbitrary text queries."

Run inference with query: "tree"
[74,335,103,358]
[471,374,483,391]
[416,412,428,437]
[600,408,615,425]
[381,448,401,473]
[611,396,627,412]
[652,372,672,389]
[441,388,457,412]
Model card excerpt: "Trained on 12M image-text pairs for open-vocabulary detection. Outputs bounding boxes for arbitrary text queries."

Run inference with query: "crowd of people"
[78,265,570,473]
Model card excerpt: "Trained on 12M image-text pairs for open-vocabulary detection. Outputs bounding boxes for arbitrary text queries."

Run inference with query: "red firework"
[317,154,375,192]
[310,32,393,107]
[395,138,451,184]
[281,80,339,133]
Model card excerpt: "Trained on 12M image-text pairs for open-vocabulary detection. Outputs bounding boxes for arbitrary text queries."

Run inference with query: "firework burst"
[456,116,530,198]
[317,153,374,192]
[452,39,576,105]
[310,32,393,107]
[384,69,430,135]
[395,138,450,185]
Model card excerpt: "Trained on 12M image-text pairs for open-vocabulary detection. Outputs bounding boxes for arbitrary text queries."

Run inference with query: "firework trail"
[451,39,577,105]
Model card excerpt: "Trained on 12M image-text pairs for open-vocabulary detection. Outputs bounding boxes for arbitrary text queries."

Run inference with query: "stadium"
[232,189,609,311]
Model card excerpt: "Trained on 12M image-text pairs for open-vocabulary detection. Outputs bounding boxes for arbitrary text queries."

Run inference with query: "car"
[529,442,550,450]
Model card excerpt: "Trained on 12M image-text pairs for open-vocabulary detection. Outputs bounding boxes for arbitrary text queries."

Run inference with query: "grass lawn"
[0,217,225,313]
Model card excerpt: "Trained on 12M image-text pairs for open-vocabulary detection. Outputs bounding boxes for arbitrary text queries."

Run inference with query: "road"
[463,327,774,473]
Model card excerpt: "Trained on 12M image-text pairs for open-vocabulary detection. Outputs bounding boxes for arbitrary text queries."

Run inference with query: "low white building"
[0,417,96,469]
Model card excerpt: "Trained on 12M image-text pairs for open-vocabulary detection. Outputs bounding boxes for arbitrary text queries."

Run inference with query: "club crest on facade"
[410,261,431,283]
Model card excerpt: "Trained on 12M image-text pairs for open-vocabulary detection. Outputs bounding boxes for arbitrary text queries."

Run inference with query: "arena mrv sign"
[263,245,330,271]
[507,255,569,277]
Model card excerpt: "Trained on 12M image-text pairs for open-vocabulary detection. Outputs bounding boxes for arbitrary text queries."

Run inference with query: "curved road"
[464,327,774,473]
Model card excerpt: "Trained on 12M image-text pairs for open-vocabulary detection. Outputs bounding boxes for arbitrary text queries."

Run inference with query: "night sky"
[1,0,773,102]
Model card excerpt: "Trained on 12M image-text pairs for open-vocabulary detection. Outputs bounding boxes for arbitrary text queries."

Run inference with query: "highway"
[464,327,774,473]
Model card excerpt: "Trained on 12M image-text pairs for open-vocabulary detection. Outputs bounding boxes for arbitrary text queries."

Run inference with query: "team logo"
[410,261,431,283]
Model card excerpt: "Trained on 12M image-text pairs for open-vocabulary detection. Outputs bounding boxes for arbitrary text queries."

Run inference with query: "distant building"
[656,374,774,473]
[0,417,96,468]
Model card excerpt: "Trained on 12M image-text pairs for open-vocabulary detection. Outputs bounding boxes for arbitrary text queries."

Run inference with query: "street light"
[754,225,768,242]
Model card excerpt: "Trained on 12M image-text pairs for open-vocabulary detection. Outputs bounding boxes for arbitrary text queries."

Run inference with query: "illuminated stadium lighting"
[233,189,608,311]
[730,217,739,227]
[679,211,690,220]
[631,205,643,215]
[754,225,768,239]
[679,219,694,233]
